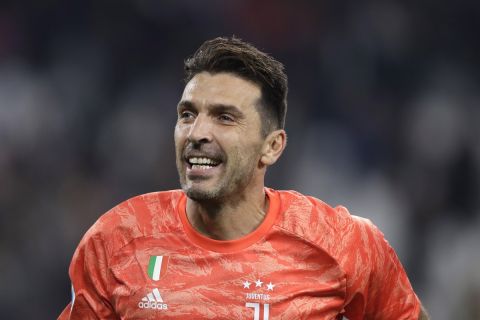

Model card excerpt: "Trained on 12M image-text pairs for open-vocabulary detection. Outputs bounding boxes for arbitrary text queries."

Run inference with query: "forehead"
[181,72,262,110]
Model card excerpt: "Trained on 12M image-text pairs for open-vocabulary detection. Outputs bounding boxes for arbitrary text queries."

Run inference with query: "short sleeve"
[366,225,420,320]
[58,228,117,320]
[356,220,421,319]
[335,211,421,320]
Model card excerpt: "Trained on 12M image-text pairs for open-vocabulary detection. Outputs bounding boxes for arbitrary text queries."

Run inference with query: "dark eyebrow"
[177,101,246,120]
[209,104,245,119]
[177,100,196,112]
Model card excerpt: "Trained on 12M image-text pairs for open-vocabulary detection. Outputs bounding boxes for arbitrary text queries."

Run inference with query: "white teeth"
[188,157,218,165]
[191,164,213,170]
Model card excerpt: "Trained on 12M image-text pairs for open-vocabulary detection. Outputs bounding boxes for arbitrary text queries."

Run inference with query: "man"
[59,37,429,319]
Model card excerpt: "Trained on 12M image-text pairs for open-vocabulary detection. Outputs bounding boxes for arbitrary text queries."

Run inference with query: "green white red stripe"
[147,256,168,281]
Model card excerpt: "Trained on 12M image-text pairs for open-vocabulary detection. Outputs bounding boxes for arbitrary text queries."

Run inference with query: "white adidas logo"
[138,288,168,310]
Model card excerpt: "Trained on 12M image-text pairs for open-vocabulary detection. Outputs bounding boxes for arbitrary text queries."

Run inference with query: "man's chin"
[184,186,221,202]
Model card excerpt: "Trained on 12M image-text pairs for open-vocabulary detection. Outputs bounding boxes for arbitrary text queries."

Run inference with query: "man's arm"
[346,217,424,319]
[419,304,430,320]
[58,230,116,319]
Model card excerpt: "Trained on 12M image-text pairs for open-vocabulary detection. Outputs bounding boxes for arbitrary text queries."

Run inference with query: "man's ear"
[260,129,287,166]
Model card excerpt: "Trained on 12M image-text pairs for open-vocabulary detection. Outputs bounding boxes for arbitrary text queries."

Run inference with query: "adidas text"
[139,288,168,310]
[138,301,168,310]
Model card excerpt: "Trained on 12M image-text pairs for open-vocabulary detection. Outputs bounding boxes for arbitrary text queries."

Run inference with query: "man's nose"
[187,115,213,144]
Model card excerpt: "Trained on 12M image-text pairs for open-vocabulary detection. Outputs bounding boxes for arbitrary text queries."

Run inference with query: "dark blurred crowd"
[0,1,479,319]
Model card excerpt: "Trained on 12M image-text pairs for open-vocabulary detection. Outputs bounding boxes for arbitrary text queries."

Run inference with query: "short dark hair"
[184,37,288,136]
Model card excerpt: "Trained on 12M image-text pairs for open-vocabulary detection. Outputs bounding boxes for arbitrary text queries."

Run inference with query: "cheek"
[174,125,185,146]
[174,128,186,161]
[231,141,262,165]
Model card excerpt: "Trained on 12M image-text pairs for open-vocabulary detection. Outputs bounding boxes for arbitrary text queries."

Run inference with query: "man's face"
[175,72,265,201]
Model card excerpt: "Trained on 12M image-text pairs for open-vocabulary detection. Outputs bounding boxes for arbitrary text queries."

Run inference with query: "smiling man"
[175,71,283,241]
[59,37,428,319]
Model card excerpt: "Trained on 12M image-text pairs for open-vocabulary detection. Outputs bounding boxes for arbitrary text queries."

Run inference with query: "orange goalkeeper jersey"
[59,188,420,319]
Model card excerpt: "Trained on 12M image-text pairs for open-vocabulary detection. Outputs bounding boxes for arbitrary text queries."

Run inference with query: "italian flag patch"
[147,255,169,281]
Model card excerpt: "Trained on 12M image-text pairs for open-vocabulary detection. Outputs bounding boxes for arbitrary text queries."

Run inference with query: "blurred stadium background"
[1,0,479,319]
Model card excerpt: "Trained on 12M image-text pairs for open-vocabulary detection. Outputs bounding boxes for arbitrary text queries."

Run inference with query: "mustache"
[182,142,226,162]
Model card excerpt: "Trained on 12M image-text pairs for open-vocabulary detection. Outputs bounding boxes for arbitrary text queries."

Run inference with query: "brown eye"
[219,114,234,122]
[180,111,195,120]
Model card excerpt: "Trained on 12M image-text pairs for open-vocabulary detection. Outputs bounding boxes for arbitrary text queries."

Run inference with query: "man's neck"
[186,187,269,240]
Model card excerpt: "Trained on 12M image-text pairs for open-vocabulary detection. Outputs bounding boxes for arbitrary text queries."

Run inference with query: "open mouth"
[186,156,221,170]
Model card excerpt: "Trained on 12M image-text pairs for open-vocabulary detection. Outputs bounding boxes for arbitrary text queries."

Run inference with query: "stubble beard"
[184,182,224,202]
[177,152,258,204]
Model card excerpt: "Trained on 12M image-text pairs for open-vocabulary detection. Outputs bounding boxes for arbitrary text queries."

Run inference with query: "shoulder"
[274,189,355,238]
[80,190,184,256]
[273,189,383,260]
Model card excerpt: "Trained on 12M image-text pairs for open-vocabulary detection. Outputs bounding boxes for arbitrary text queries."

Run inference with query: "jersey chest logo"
[242,278,276,320]
[147,255,169,281]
